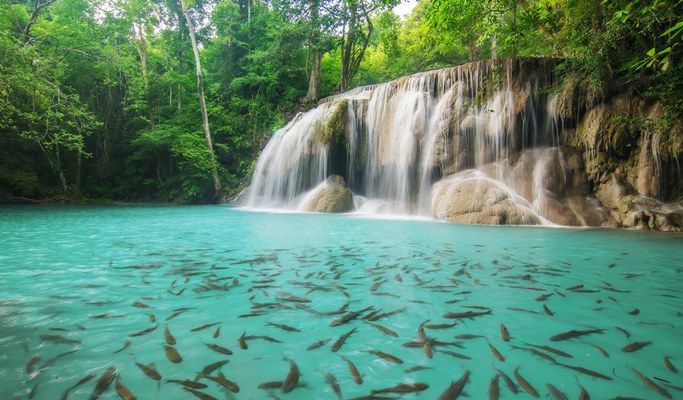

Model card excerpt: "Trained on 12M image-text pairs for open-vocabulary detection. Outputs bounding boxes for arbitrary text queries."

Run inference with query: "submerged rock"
[432,172,542,225]
[299,175,354,213]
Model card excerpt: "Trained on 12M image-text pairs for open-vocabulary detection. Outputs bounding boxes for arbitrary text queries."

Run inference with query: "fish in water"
[330,306,373,326]
[543,304,554,316]
[135,362,161,381]
[213,326,221,338]
[238,332,248,349]
[496,369,518,394]
[443,309,492,319]
[664,356,677,373]
[546,383,569,400]
[115,378,137,400]
[268,322,301,332]
[489,374,500,400]
[524,343,573,358]
[167,379,207,389]
[89,366,117,400]
[488,342,505,362]
[578,384,591,400]
[438,349,471,360]
[307,338,330,351]
[514,367,539,398]
[39,334,82,345]
[364,321,398,337]
[325,373,342,400]
[364,350,403,364]
[438,370,469,400]
[61,371,97,400]
[500,324,510,341]
[204,372,240,393]
[130,324,158,337]
[550,328,603,342]
[630,367,672,399]
[26,355,41,374]
[282,356,300,393]
[198,359,230,377]
[191,322,220,332]
[371,383,429,394]
[164,326,176,345]
[164,345,182,363]
[114,340,131,354]
[341,356,363,384]
[184,388,217,400]
[331,328,357,352]
[622,341,651,352]
[205,343,233,356]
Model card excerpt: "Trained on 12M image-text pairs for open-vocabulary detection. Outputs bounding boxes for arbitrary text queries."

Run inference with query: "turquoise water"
[0,205,681,400]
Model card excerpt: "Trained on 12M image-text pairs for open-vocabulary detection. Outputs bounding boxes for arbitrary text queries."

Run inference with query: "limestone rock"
[299,175,354,213]
[432,172,541,225]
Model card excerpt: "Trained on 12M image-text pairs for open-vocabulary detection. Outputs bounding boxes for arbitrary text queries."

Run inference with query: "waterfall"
[243,58,607,226]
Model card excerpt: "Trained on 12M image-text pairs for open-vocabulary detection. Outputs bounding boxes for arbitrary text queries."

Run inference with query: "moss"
[314,100,348,146]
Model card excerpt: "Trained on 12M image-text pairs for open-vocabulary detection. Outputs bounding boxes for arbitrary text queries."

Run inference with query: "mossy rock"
[313,100,348,146]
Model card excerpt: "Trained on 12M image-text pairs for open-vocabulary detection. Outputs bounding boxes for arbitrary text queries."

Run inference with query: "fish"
[553,361,612,380]
[443,309,492,319]
[364,321,398,337]
[496,369,518,394]
[164,327,176,345]
[166,309,190,321]
[630,367,672,399]
[341,356,363,384]
[114,340,131,354]
[205,343,233,355]
[423,340,434,359]
[39,334,82,345]
[135,362,161,381]
[489,374,500,400]
[238,332,248,349]
[330,306,373,326]
[425,321,456,329]
[282,357,300,393]
[331,328,357,352]
[578,384,591,400]
[438,349,471,360]
[132,301,151,309]
[213,326,221,338]
[550,328,603,342]
[267,322,300,332]
[325,373,342,399]
[60,371,97,399]
[371,383,429,394]
[615,326,631,338]
[455,334,484,340]
[543,304,554,316]
[546,383,569,400]
[586,342,609,358]
[525,343,573,358]
[364,350,403,364]
[405,365,434,372]
[204,372,239,393]
[664,356,677,373]
[514,367,539,398]
[622,341,651,352]
[629,308,640,315]
[130,324,158,337]
[167,379,208,389]
[164,345,182,363]
[258,381,284,390]
[26,355,41,374]
[500,324,510,341]
[89,366,117,400]
[307,338,330,351]
[438,370,469,400]
[488,342,505,362]
[191,322,220,332]
[198,359,230,377]
[184,388,217,400]
[365,306,407,321]
[115,378,137,400]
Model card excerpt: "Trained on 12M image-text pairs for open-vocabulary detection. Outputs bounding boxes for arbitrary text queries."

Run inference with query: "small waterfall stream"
[244,58,607,226]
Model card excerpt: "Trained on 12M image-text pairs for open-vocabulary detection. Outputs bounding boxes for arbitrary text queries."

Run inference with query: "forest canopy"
[0,0,680,203]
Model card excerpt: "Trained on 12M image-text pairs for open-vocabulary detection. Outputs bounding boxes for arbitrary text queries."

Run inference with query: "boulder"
[432,172,541,225]
[299,175,354,213]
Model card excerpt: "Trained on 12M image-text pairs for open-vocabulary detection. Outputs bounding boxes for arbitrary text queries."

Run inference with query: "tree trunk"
[303,0,321,103]
[180,5,222,202]
[304,50,321,103]
[73,147,82,198]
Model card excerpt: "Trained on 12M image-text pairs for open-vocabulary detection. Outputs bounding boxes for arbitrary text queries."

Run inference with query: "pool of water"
[0,205,681,399]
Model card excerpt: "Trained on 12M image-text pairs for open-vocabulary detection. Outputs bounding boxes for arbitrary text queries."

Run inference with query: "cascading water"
[243,58,610,226]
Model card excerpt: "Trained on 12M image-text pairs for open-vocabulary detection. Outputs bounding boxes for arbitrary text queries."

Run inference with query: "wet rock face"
[299,175,354,213]
[432,172,541,225]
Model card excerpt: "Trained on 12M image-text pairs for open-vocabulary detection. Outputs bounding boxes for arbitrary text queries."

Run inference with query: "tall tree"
[177,0,222,201]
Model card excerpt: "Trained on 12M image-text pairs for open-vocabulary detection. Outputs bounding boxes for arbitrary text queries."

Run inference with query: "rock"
[299,175,354,213]
[432,172,541,225]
